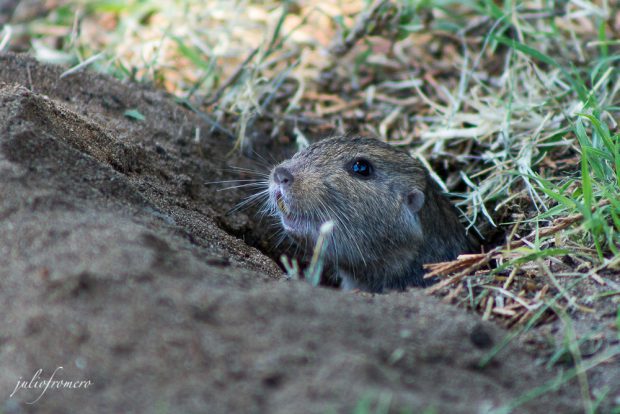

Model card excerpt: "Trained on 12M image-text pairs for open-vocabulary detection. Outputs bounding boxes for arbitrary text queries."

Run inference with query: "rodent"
[267,136,477,293]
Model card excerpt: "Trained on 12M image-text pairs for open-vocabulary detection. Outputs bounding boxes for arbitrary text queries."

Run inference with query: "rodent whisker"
[321,200,366,267]
[269,229,290,251]
[255,204,272,221]
[238,149,281,173]
[226,188,270,215]
[205,179,265,184]
[223,166,270,178]
[216,182,269,191]
[257,201,277,221]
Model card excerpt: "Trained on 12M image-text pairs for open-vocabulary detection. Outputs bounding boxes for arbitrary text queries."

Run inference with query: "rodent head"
[268,137,428,269]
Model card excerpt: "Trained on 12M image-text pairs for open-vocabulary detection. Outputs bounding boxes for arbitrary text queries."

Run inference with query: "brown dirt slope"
[0,52,580,414]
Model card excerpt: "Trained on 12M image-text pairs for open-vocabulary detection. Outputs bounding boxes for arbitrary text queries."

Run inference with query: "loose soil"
[0,52,610,414]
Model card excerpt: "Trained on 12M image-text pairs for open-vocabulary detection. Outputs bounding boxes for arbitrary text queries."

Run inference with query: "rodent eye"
[350,158,373,178]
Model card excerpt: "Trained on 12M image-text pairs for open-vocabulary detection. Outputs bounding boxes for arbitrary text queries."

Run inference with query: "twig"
[0,0,20,26]
[178,98,235,139]
[329,0,392,57]
[202,46,260,106]
[423,199,611,293]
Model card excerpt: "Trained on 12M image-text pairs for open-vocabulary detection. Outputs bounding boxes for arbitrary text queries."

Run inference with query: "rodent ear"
[406,189,425,214]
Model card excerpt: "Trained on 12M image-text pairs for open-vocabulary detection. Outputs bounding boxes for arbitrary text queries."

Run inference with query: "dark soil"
[0,52,608,414]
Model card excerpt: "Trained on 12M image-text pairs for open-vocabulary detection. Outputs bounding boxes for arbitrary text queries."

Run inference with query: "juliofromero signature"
[10,366,93,404]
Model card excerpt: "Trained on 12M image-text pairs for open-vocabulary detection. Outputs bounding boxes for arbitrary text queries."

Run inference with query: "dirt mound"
[0,53,580,413]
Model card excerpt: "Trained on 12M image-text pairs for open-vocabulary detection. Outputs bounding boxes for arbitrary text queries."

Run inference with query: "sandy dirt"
[0,52,602,413]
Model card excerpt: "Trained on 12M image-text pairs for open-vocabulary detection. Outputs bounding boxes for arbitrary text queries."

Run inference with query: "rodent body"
[268,137,476,293]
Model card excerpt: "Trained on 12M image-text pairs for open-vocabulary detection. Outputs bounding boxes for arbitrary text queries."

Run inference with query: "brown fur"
[267,137,477,292]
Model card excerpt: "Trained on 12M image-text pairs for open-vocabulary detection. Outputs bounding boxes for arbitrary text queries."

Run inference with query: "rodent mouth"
[276,192,289,215]
[273,191,313,235]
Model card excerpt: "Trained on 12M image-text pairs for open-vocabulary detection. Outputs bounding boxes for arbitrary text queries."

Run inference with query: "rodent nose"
[273,166,294,188]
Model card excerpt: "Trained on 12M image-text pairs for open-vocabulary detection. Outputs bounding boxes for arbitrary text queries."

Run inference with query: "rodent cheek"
[327,178,377,217]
